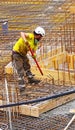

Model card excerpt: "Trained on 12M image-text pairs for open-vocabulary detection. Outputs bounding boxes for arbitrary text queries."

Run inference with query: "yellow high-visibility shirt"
[13,33,38,56]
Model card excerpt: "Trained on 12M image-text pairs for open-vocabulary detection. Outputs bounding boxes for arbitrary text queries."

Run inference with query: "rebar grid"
[0,110,75,130]
[0,73,75,108]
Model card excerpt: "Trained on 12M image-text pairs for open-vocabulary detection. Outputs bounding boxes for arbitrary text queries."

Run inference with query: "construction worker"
[12,26,45,92]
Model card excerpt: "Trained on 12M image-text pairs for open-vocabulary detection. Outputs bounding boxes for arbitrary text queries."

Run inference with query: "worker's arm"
[20,32,29,42]
[21,32,36,58]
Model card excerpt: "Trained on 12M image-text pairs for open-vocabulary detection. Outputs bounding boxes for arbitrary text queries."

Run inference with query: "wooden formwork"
[0,87,75,117]
[19,93,75,117]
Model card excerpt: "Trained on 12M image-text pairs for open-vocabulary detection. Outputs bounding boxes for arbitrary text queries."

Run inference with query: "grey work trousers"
[12,52,30,78]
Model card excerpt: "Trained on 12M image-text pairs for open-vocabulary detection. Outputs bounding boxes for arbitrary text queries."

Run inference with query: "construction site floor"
[0,100,75,130]
[0,76,75,130]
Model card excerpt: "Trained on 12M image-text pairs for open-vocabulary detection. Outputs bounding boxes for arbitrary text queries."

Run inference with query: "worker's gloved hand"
[32,53,36,59]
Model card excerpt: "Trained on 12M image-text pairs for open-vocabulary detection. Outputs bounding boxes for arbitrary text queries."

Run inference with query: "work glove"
[32,53,36,59]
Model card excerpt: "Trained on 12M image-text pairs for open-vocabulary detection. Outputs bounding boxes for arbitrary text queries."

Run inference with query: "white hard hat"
[34,26,45,36]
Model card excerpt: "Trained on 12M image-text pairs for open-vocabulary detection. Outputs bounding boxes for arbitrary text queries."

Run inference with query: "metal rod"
[5,78,13,130]
[64,114,75,130]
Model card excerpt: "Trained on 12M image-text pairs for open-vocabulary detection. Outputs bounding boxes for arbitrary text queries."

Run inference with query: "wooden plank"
[0,100,3,111]
[30,93,75,117]
[0,94,75,117]
[32,67,75,85]
[5,61,13,74]
[19,105,31,116]
[69,6,75,14]
[70,109,75,113]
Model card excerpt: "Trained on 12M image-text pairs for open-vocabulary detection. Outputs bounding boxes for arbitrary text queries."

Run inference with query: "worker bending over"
[12,26,45,92]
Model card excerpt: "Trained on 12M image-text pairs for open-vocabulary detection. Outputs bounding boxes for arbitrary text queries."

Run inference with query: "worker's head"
[34,26,45,37]
[34,26,45,44]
